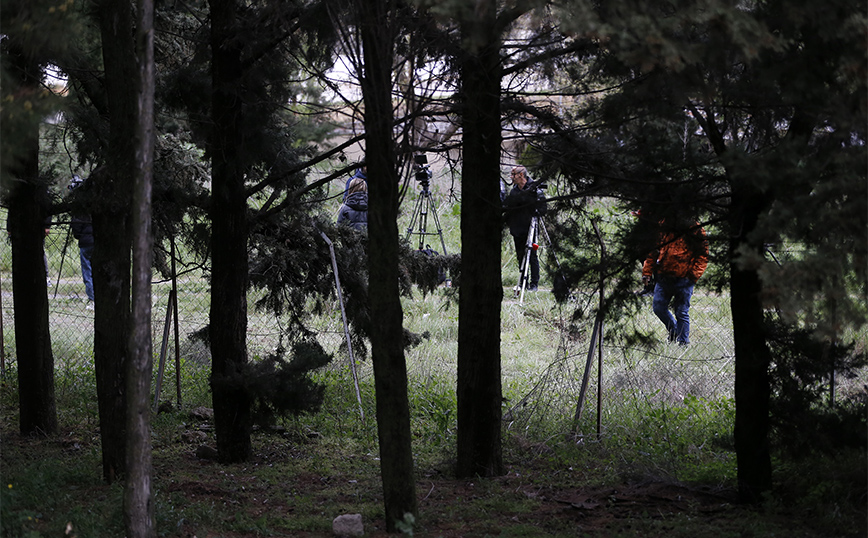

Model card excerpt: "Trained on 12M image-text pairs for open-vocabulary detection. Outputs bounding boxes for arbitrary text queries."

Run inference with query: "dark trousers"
[513,233,539,287]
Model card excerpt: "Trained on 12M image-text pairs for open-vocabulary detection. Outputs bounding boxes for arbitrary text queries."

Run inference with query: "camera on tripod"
[526,179,547,192]
[406,152,448,257]
[414,154,432,187]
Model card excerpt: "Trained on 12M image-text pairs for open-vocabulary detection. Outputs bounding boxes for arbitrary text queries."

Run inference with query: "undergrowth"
[2,363,865,537]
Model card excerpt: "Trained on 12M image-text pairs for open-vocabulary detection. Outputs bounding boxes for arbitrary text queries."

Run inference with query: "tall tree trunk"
[5,45,57,436]
[730,182,772,503]
[209,0,252,463]
[456,0,504,478]
[124,0,156,534]
[8,184,56,436]
[93,0,137,483]
[358,0,417,530]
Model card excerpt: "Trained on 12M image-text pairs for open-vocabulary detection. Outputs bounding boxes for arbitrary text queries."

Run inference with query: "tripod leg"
[418,194,429,251]
[427,194,448,256]
[517,246,532,301]
[516,217,538,301]
[536,215,576,301]
[405,194,425,246]
[537,216,553,250]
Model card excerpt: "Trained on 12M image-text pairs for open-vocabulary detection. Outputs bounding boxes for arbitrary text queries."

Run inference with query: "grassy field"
[1,196,866,537]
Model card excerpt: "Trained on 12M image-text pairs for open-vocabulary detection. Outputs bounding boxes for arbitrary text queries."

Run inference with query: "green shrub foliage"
[767,317,868,458]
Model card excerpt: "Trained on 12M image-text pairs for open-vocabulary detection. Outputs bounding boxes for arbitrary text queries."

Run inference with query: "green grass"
[1,199,866,537]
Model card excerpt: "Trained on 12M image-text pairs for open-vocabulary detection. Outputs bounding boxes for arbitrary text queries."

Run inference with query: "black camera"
[414,154,431,185]
[526,179,547,191]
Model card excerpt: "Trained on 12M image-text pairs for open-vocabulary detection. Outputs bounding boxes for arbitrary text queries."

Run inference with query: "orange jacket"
[642,224,708,282]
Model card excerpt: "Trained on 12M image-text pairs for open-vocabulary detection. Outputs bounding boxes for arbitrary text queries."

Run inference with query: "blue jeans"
[652,275,694,344]
[79,245,94,301]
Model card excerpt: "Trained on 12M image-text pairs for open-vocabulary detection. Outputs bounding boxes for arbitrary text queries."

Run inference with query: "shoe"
[527,284,538,292]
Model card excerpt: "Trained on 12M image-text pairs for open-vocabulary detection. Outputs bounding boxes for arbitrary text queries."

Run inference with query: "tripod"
[405,178,448,255]
[515,214,551,303]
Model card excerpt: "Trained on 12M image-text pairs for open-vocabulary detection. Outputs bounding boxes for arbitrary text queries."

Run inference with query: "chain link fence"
[502,288,735,437]
[1,207,863,457]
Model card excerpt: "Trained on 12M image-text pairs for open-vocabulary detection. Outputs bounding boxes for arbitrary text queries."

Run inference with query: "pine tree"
[533,0,866,501]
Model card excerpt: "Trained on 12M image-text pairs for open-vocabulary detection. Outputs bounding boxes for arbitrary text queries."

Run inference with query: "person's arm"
[689,228,709,281]
[642,256,655,282]
[337,204,350,225]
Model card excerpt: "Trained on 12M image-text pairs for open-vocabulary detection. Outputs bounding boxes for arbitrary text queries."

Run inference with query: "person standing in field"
[642,215,708,345]
[503,166,547,291]
[343,164,367,201]
[69,175,95,309]
[337,177,368,231]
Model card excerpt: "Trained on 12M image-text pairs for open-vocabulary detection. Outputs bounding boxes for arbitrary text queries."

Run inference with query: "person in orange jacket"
[642,217,708,345]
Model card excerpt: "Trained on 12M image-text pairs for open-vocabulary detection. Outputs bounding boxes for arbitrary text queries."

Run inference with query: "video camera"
[525,179,547,192]
[414,154,432,186]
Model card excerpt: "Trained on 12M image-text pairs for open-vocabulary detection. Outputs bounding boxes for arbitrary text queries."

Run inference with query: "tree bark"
[730,182,772,503]
[8,185,56,437]
[5,63,57,435]
[456,0,504,478]
[93,0,137,483]
[209,0,252,463]
[358,0,418,530]
[5,43,57,437]
[124,0,156,533]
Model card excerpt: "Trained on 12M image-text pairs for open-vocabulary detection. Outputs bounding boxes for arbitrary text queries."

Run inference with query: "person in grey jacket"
[337,177,368,230]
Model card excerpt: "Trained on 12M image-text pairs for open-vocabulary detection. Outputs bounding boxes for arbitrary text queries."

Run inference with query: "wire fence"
[503,289,735,437]
[1,208,864,455]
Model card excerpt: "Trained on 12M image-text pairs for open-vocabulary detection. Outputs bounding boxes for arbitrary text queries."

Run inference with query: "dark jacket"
[337,191,368,230]
[504,182,547,237]
[71,215,94,249]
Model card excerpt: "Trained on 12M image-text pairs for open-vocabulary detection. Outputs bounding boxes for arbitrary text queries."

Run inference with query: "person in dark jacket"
[504,166,547,291]
[337,177,368,230]
[343,165,366,200]
[69,175,95,307]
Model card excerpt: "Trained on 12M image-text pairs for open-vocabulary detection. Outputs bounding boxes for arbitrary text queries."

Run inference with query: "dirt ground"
[154,444,836,538]
[164,462,742,537]
[4,420,862,538]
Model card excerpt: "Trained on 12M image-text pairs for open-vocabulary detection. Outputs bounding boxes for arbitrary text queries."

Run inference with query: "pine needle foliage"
[766,317,868,458]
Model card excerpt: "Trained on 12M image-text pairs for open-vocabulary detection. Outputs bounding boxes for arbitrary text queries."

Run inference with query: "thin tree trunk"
[209,0,252,463]
[359,0,417,530]
[5,46,57,437]
[730,183,772,503]
[456,0,504,478]
[94,0,137,483]
[8,175,57,436]
[124,0,156,533]
[9,188,56,437]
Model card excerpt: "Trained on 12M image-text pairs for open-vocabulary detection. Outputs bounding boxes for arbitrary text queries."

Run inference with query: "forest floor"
[3,416,864,538]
